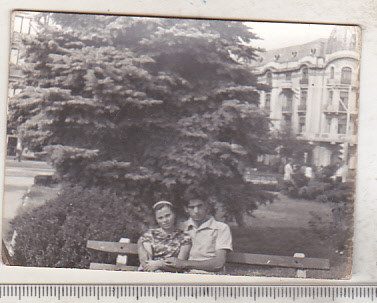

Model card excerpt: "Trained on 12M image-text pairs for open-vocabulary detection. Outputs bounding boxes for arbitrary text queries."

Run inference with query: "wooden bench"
[86,239,330,278]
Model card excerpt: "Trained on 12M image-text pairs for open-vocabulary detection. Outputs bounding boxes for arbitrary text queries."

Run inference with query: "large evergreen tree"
[9,13,273,224]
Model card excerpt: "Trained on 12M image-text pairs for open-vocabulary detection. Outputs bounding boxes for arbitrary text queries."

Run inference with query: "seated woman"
[138,201,191,272]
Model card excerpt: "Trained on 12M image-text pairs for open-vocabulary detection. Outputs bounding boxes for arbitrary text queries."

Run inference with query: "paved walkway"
[2,159,54,240]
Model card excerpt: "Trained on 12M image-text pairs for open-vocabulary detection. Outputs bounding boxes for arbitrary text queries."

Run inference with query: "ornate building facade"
[8,12,40,97]
[7,12,46,156]
[254,26,360,170]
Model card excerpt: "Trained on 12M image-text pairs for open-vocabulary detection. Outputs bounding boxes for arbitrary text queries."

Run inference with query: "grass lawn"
[225,193,353,279]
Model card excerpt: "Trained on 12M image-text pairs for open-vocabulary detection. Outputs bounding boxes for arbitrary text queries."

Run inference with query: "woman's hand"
[143,260,164,272]
[164,257,187,269]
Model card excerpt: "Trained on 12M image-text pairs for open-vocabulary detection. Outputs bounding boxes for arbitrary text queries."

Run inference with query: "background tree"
[9,13,275,267]
[274,126,313,165]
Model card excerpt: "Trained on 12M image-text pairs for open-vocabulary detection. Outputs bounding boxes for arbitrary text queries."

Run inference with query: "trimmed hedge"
[9,185,151,268]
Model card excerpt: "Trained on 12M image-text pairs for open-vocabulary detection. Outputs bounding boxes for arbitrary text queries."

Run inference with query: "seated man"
[165,194,232,273]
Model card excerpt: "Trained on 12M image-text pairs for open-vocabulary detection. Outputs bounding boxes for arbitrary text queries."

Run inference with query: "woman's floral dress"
[139,228,192,260]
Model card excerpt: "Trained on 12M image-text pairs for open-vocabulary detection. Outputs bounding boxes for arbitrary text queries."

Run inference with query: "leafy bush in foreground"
[10,185,150,268]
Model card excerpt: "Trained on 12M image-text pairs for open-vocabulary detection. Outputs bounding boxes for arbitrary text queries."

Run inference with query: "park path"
[2,159,54,240]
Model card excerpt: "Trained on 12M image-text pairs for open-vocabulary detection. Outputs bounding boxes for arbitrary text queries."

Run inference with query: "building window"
[352,118,357,135]
[299,115,306,133]
[338,116,347,134]
[330,66,335,79]
[300,67,308,84]
[283,115,292,129]
[328,90,333,105]
[14,16,23,32]
[8,87,15,98]
[287,93,293,103]
[339,91,349,112]
[21,18,31,34]
[324,117,331,134]
[285,72,292,81]
[265,93,271,110]
[351,33,357,49]
[299,89,307,110]
[282,92,293,112]
[266,71,272,86]
[13,15,32,34]
[9,87,22,97]
[341,67,352,84]
[10,48,19,65]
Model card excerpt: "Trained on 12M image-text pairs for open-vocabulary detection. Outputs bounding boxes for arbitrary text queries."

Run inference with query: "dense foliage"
[281,163,353,203]
[283,180,354,203]
[9,13,274,223]
[10,186,149,268]
[275,127,313,164]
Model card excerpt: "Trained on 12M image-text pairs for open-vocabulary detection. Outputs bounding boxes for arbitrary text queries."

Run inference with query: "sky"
[13,12,336,52]
[246,22,335,50]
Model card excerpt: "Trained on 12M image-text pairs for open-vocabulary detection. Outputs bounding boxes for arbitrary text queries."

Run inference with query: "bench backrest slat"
[87,240,138,254]
[227,252,330,270]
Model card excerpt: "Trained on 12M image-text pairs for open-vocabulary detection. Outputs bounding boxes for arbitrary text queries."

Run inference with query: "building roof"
[252,26,359,67]
[254,39,327,67]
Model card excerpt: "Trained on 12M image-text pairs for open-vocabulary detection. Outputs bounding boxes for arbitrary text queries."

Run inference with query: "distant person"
[15,139,23,162]
[165,191,232,273]
[283,159,294,185]
[292,164,307,187]
[304,165,313,184]
[320,164,335,183]
[137,201,192,272]
[305,166,313,178]
[332,163,348,183]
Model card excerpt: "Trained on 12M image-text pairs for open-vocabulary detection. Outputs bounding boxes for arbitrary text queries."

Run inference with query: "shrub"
[308,200,354,254]
[315,182,354,203]
[283,179,353,203]
[9,185,151,268]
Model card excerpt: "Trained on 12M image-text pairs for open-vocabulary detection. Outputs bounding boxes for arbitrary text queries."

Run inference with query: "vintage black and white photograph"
[2,11,360,279]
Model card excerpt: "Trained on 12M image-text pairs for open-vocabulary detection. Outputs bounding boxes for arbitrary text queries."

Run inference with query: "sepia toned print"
[3,12,359,279]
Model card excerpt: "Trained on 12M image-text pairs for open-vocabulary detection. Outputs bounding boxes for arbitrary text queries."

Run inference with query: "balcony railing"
[340,78,352,85]
[9,67,23,79]
[322,104,347,114]
[301,133,357,144]
[323,107,357,117]
[338,106,347,113]
[281,80,292,89]
[281,106,292,113]
[11,32,22,44]
[327,78,337,86]
[327,78,353,86]
[322,104,331,111]
[297,104,307,111]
